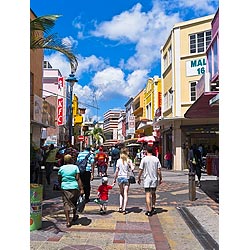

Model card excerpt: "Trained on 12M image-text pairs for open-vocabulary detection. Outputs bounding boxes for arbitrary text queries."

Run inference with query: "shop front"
[154,117,219,171]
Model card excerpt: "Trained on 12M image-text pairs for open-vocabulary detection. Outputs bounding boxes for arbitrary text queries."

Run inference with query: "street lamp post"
[66,73,78,145]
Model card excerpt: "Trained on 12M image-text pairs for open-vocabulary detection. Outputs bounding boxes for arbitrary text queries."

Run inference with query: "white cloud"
[91,3,147,43]
[178,0,217,14]
[92,67,125,99]
[73,83,94,104]
[44,53,72,77]
[124,70,148,96]
[77,31,84,40]
[76,54,107,75]
[62,36,78,49]
[91,67,148,100]
[44,52,107,77]
[91,0,181,71]
[72,15,84,30]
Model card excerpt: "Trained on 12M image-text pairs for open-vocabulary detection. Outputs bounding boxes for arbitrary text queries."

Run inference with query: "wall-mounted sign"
[57,98,63,126]
[128,115,135,134]
[186,57,206,76]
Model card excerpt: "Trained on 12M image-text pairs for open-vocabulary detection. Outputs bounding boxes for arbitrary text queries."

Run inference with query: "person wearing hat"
[58,154,84,227]
[76,146,95,203]
[94,177,115,214]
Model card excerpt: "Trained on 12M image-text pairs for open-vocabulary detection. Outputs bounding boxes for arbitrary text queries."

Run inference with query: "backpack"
[112,148,120,161]
[77,152,91,173]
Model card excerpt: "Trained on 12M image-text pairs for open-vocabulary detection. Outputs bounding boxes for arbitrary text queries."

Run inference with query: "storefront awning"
[153,117,184,127]
[184,92,219,119]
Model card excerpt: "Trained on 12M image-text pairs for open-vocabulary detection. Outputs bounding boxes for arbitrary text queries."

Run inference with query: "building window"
[134,101,140,110]
[189,30,211,54]
[168,46,172,65]
[164,89,173,110]
[163,46,172,71]
[163,55,168,70]
[207,35,219,79]
[213,37,218,74]
[190,81,197,101]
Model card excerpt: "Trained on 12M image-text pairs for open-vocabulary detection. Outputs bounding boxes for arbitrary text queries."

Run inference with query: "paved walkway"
[30,166,219,250]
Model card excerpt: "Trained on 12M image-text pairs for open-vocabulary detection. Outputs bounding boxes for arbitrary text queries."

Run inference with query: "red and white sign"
[58,77,64,90]
[78,135,84,141]
[57,98,63,126]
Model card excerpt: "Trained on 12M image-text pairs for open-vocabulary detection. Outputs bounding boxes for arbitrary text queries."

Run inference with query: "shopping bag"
[77,195,85,213]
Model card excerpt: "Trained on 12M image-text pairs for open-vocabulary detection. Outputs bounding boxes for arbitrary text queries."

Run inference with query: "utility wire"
[42,89,99,109]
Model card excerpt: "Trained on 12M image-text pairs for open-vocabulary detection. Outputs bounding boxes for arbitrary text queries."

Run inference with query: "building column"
[172,120,182,171]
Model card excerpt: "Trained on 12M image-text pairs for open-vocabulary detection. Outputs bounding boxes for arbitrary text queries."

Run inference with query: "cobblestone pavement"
[30,166,219,250]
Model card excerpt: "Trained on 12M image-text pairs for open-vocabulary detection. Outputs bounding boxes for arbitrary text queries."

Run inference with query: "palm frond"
[31,34,78,72]
[30,14,78,72]
[30,15,62,34]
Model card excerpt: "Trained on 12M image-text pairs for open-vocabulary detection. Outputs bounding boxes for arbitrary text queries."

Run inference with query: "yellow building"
[155,14,219,170]
[135,76,162,136]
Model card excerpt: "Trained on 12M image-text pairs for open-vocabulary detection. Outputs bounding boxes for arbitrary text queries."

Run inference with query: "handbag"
[77,195,85,213]
[128,171,136,184]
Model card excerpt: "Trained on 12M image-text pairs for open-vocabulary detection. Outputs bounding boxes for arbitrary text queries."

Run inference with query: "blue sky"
[30,0,218,121]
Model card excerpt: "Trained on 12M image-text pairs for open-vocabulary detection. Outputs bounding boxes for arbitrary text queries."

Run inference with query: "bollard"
[188,172,196,201]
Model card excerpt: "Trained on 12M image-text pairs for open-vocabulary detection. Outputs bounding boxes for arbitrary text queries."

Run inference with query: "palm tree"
[86,126,106,146]
[30,14,78,72]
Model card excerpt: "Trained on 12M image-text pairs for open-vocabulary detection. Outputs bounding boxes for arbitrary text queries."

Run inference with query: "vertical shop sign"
[128,115,135,134]
[57,98,63,126]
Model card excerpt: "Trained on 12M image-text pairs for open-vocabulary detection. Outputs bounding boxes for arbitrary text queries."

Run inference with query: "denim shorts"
[117,177,129,185]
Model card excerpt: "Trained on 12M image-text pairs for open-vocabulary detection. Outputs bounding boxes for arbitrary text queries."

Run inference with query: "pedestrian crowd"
[30,141,163,228]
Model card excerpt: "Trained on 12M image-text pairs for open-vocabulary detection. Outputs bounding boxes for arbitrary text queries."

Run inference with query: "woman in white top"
[113,147,134,214]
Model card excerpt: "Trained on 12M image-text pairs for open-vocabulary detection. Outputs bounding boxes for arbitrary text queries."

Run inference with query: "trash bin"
[30,183,43,231]
[188,172,196,201]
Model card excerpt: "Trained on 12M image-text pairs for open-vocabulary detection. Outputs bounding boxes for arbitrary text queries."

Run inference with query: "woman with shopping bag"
[58,154,84,228]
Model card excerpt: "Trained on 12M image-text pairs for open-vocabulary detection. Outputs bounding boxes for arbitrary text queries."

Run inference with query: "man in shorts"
[137,145,162,216]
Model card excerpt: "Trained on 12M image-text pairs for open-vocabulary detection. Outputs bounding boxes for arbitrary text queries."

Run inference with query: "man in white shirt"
[138,145,162,216]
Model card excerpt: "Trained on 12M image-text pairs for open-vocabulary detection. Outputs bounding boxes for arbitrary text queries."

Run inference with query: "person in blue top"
[58,154,84,228]
[76,146,95,203]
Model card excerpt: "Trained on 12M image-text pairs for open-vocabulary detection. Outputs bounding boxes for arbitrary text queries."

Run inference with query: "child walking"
[94,177,115,214]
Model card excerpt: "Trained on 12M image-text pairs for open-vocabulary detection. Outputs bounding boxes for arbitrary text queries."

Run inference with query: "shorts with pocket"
[117,177,129,185]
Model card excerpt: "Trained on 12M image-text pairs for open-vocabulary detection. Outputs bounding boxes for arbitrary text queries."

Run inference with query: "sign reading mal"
[186,57,206,76]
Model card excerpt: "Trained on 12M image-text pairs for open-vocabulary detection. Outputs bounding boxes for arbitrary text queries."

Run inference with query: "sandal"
[66,222,71,228]
[118,207,123,213]
[122,210,128,215]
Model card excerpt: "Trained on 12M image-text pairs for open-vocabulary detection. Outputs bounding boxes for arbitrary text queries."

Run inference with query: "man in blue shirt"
[76,146,95,202]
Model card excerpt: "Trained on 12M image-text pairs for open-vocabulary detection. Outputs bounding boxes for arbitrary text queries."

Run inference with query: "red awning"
[184,92,219,119]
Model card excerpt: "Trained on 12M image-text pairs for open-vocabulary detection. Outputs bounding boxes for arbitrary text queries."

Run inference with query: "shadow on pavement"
[155,207,169,214]
[129,206,143,213]
[73,217,92,226]
[200,179,219,203]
